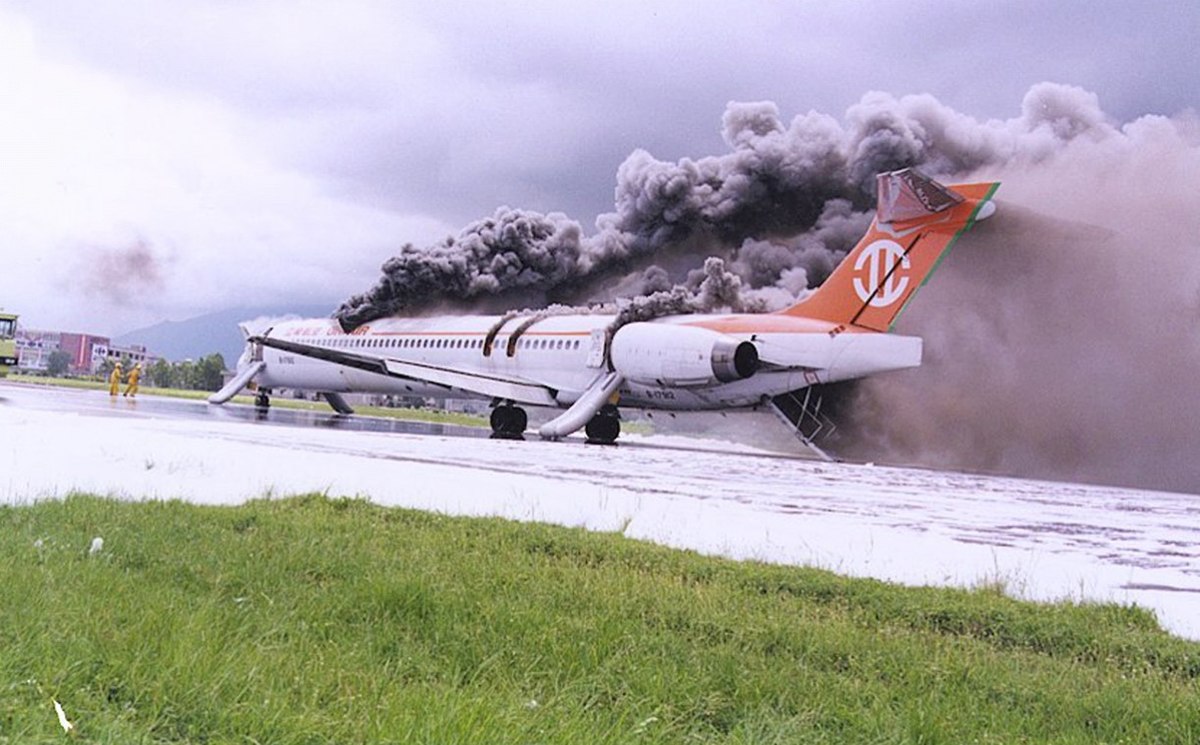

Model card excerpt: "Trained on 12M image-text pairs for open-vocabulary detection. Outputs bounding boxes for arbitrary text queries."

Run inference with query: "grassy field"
[1,495,1197,743]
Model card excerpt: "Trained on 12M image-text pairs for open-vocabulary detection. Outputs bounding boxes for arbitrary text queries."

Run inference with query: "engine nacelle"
[609,323,758,387]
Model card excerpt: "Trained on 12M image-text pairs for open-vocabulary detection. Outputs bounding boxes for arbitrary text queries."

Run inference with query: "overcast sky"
[2,0,1197,336]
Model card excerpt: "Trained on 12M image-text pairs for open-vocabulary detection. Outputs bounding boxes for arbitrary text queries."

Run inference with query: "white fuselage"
[251,311,922,412]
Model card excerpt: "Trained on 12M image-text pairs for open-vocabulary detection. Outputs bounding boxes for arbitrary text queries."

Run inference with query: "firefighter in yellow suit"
[124,363,142,398]
[108,362,123,397]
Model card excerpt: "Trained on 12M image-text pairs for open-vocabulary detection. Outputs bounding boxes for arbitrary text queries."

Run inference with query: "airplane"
[209,168,999,455]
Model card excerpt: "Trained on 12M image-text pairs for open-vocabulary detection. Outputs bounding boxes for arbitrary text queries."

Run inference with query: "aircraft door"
[586,328,605,368]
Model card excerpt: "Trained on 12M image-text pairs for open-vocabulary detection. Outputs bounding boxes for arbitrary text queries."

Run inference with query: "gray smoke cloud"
[336,82,1128,331]
[336,82,1200,492]
[829,110,1200,493]
[335,93,866,329]
[76,237,167,306]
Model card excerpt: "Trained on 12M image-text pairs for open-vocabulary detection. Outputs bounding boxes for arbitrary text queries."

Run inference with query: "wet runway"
[4,379,1200,639]
[0,381,492,439]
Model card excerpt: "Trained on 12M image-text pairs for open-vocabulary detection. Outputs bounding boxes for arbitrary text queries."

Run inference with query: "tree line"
[77,353,229,392]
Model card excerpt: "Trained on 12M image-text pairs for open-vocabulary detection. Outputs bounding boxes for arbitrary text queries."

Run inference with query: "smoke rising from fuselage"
[335,82,1200,492]
[834,112,1200,493]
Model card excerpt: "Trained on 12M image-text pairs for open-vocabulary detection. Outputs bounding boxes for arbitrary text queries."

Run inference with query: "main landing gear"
[584,404,620,445]
[489,403,528,439]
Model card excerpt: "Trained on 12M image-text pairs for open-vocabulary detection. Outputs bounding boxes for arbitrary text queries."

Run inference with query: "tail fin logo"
[852,239,910,307]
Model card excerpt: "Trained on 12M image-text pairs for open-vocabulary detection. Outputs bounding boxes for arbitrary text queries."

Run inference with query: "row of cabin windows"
[309,336,583,352]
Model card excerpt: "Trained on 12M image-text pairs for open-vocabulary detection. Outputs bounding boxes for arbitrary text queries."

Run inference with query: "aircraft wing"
[251,334,561,407]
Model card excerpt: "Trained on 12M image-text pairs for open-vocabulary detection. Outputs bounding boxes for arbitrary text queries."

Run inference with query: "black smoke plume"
[336,82,1200,492]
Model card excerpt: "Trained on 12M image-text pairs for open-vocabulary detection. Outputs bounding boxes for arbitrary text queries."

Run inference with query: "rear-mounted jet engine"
[609,323,758,387]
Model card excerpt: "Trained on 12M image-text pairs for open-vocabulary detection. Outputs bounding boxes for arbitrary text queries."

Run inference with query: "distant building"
[17,327,156,374]
[56,332,111,373]
[15,329,63,371]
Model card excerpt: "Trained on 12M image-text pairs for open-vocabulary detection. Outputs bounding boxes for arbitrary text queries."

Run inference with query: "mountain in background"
[114,304,336,366]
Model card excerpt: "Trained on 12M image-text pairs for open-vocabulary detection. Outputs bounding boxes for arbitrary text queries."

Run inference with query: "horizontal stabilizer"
[876,168,963,224]
[781,168,999,332]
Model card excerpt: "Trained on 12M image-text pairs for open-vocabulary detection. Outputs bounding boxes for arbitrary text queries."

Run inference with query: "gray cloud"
[13,1,1195,229]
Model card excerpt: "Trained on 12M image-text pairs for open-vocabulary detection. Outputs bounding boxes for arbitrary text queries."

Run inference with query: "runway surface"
[3,380,1200,640]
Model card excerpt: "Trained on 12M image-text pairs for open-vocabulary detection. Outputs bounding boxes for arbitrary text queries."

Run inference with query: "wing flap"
[253,334,559,407]
[382,358,559,406]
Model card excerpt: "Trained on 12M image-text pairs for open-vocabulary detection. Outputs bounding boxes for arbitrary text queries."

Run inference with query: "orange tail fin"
[784,168,999,331]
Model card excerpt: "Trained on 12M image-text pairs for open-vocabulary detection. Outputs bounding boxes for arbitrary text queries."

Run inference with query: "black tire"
[489,405,527,440]
[585,411,620,443]
[510,407,528,434]
[489,406,510,434]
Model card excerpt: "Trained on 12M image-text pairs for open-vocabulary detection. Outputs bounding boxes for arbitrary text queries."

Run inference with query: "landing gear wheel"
[489,404,528,440]
[511,407,528,433]
[584,404,620,445]
[254,389,271,409]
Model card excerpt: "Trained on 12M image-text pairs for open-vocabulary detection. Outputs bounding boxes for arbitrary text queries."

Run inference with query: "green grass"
[1,495,1197,743]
